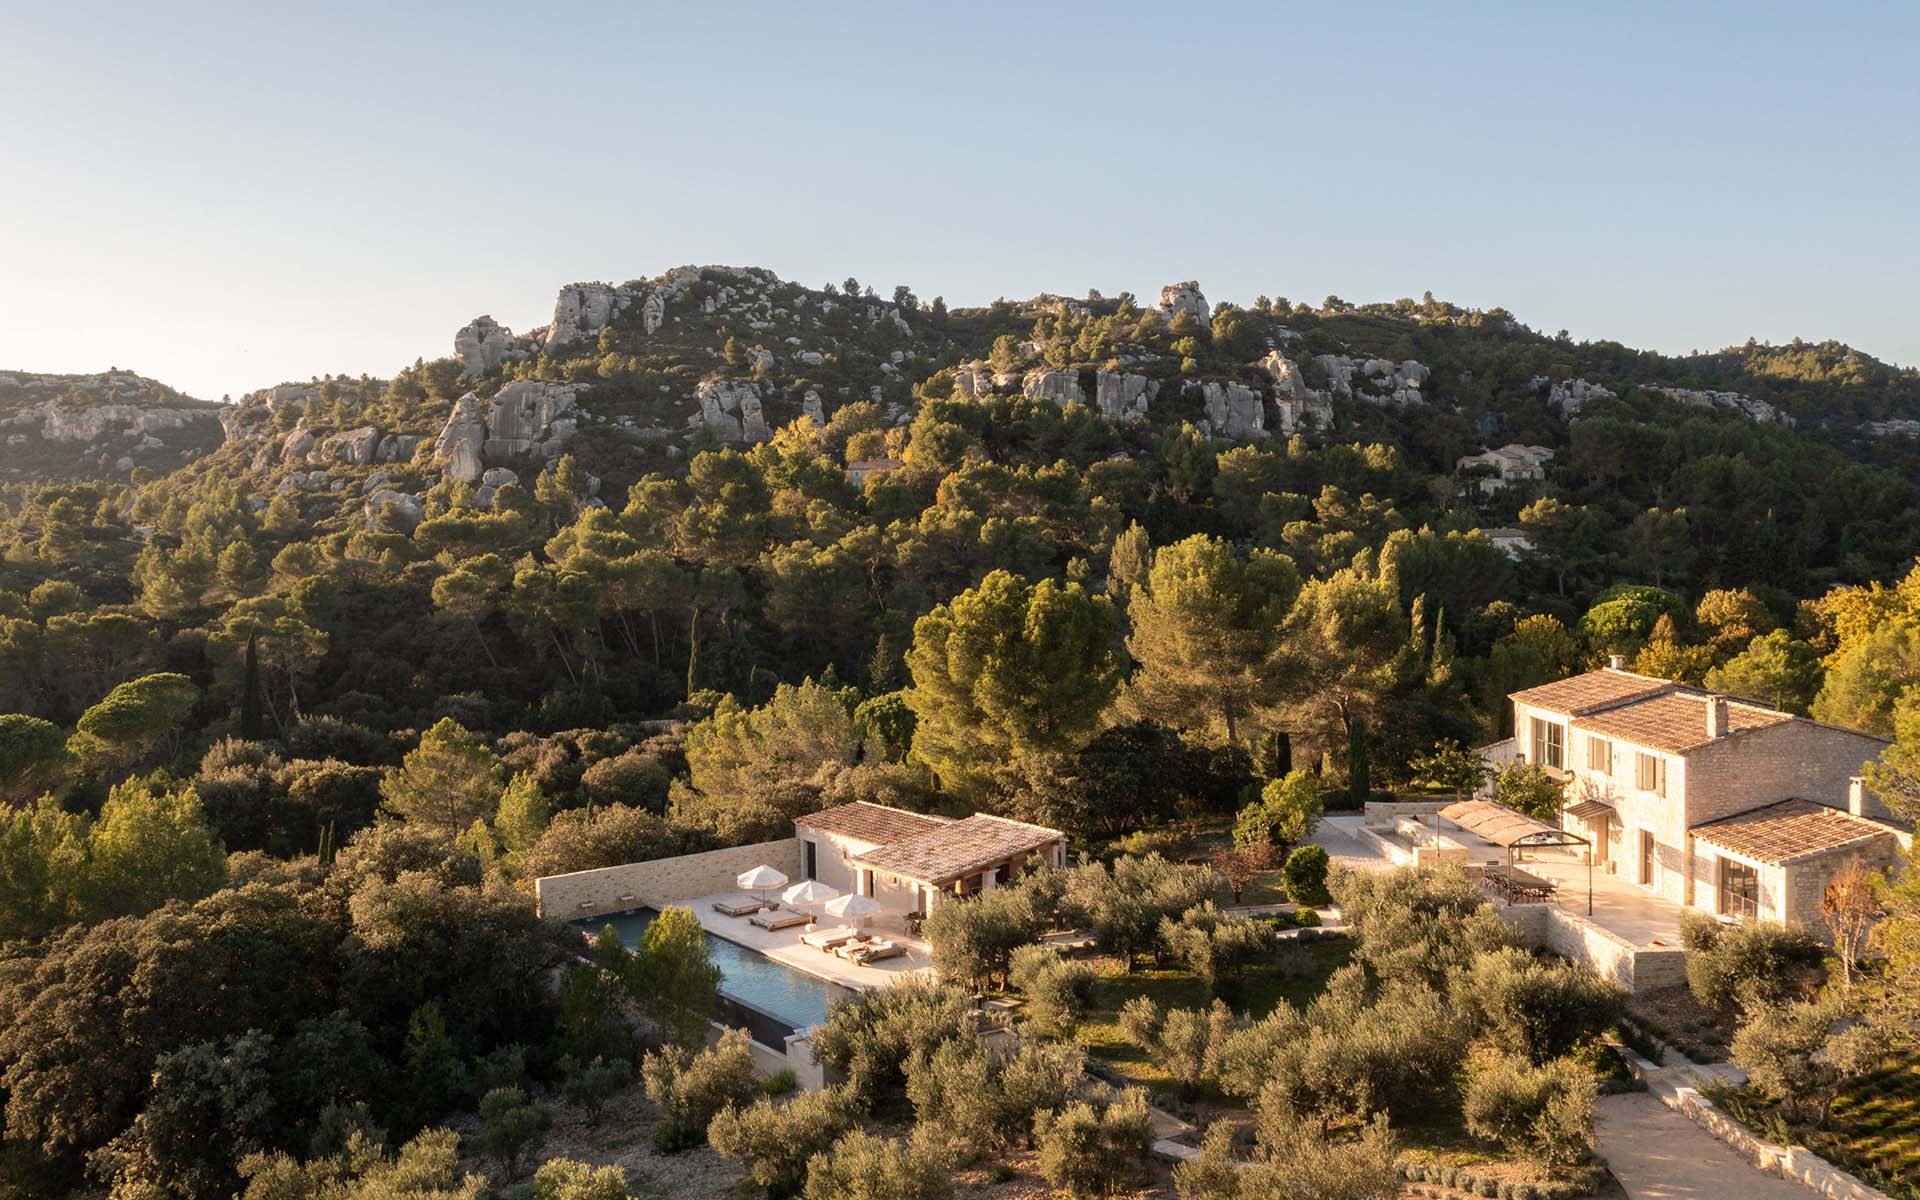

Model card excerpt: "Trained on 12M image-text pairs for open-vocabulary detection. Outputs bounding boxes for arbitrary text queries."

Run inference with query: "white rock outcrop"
[314,426,382,466]
[693,379,768,442]
[454,316,518,380]
[1093,372,1157,423]
[801,389,825,428]
[1651,386,1788,425]
[484,381,581,459]
[1193,381,1267,439]
[364,489,424,533]
[1544,378,1615,417]
[433,394,489,484]
[545,283,623,346]
[1022,369,1084,407]
[1258,351,1332,434]
[1314,355,1429,408]
[1160,282,1209,324]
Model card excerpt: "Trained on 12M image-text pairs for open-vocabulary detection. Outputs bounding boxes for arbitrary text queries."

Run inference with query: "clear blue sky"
[3,1,1916,401]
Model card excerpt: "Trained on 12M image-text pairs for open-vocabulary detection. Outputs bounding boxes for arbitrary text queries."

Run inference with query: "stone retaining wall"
[534,838,805,920]
[1493,898,1687,992]
[1659,1080,1894,1200]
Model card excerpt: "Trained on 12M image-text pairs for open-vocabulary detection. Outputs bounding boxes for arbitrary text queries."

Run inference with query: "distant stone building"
[845,457,905,486]
[1457,443,1554,495]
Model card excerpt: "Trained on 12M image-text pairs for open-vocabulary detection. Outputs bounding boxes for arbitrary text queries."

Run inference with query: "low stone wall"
[1362,800,1452,830]
[534,838,805,920]
[1658,1080,1894,1200]
[1492,898,1687,992]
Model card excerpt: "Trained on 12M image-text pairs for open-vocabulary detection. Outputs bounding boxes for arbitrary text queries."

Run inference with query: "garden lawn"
[1075,938,1353,1103]
[1715,1050,1920,1200]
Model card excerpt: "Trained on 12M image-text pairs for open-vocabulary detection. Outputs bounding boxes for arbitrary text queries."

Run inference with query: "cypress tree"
[239,633,263,741]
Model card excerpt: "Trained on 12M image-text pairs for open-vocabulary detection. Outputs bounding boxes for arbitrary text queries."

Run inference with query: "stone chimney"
[1706,697,1729,739]
[1607,654,1626,670]
[1849,776,1869,817]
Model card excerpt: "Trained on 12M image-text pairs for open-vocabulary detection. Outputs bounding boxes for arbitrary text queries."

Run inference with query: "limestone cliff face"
[0,369,228,479]
[426,381,583,484]
[693,379,768,442]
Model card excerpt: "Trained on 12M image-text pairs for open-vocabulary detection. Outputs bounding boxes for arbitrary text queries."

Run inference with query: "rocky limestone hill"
[0,369,229,481]
[15,266,1920,538]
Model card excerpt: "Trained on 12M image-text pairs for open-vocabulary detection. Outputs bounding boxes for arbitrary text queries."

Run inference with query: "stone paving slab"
[1597,1092,1815,1200]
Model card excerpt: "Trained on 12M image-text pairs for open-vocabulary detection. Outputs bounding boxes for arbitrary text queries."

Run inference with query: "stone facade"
[533,838,803,920]
[1512,676,1895,931]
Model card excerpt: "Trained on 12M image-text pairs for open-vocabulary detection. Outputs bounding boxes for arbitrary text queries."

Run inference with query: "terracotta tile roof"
[1573,692,1790,754]
[1691,799,1899,866]
[795,802,951,846]
[853,814,1063,884]
[1511,669,1677,716]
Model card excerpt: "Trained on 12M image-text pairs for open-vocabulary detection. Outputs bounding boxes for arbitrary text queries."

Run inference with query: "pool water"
[583,908,851,1044]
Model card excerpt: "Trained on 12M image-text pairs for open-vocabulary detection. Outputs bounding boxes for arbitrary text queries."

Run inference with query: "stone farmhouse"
[795,802,1068,919]
[1506,659,1906,930]
[1456,443,1554,495]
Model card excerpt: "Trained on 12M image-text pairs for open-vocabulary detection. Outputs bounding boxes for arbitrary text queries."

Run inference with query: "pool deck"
[676,894,937,992]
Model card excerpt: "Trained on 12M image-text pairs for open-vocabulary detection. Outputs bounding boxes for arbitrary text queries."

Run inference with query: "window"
[1636,752,1666,796]
[803,840,817,881]
[1531,718,1565,770]
[1587,737,1612,773]
[1720,859,1759,920]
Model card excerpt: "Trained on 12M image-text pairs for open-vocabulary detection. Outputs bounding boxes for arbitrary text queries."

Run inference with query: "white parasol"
[781,879,838,920]
[736,864,790,905]
[823,892,882,930]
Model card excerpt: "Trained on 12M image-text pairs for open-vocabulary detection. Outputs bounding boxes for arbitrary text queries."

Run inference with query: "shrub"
[922,885,1041,989]
[708,1084,859,1197]
[802,1128,952,1200]
[905,1036,1083,1150]
[1462,1054,1595,1168]
[641,1028,758,1151]
[1034,1088,1152,1198]
[1331,864,1513,985]
[1116,997,1235,1097]
[1062,854,1215,972]
[1731,997,1885,1126]
[1008,944,1097,1037]
[1177,1114,1401,1199]
[560,1054,634,1124]
[808,977,974,1105]
[1159,903,1274,997]
[760,1067,798,1097]
[1282,844,1332,906]
[1458,947,1626,1064]
[1678,913,1825,1011]
[475,1086,552,1181]
[532,1157,633,1200]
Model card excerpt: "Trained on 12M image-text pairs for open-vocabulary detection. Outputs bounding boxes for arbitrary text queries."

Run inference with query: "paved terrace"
[1316,815,1686,949]
[683,893,937,991]
[1510,848,1686,948]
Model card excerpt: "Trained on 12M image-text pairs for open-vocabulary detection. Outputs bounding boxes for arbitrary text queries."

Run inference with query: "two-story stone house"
[1506,659,1906,928]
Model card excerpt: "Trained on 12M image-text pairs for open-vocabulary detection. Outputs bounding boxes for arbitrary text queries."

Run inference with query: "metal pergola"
[1507,826,1594,917]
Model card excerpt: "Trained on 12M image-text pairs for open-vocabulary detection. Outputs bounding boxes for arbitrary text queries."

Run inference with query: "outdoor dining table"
[1482,864,1558,904]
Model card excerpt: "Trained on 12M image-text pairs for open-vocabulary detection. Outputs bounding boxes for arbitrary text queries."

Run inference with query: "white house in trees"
[1504,659,1906,929]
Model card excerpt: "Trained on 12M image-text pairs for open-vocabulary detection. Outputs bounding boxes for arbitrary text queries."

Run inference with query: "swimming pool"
[583,908,853,1047]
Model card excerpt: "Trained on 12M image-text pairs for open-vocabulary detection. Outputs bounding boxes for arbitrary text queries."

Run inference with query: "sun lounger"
[711,896,764,918]
[831,937,875,959]
[801,926,858,949]
[848,940,903,964]
[750,908,812,931]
